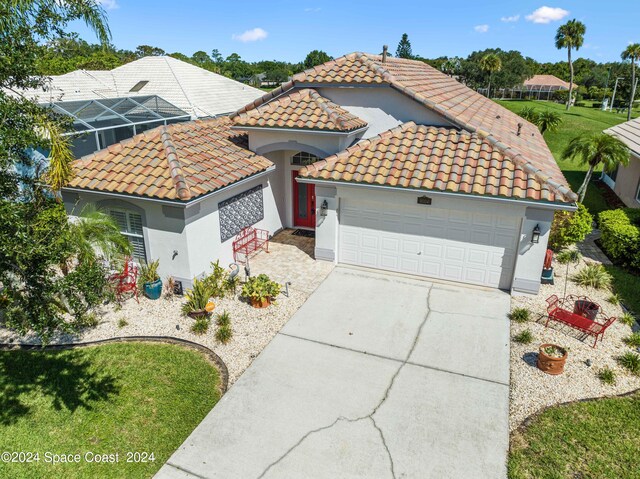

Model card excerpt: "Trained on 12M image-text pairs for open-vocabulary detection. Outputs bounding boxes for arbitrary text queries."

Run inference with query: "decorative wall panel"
[218,185,264,241]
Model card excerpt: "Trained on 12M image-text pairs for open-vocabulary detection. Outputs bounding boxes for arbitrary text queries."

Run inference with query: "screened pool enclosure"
[48,95,191,158]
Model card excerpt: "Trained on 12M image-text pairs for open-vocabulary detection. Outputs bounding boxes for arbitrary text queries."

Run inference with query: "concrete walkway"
[157,268,510,479]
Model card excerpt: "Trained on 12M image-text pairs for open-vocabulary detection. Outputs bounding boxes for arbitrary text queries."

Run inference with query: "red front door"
[292,171,315,228]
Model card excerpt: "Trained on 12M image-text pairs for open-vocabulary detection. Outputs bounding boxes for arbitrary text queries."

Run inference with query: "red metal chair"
[108,256,139,303]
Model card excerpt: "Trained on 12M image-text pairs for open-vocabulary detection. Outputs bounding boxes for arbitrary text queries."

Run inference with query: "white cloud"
[97,0,118,9]
[474,24,489,33]
[232,28,268,43]
[525,6,569,24]
[500,14,520,22]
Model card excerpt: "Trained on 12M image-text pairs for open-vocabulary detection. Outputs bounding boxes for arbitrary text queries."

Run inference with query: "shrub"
[571,264,612,290]
[549,204,593,250]
[607,293,621,305]
[241,274,281,303]
[598,209,640,269]
[509,307,531,323]
[556,249,582,264]
[117,317,128,328]
[164,276,176,299]
[216,310,231,327]
[597,367,616,385]
[619,313,637,327]
[623,333,640,348]
[76,312,99,328]
[513,329,534,344]
[216,324,233,344]
[138,259,160,285]
[203,260,236,299]
[182,278,212,316]
[191,317,210,335]
[618,352,640,375]
[519,106,539,123]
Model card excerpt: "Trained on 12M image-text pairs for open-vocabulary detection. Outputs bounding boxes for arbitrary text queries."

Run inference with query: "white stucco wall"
[183,172,283,280]
[62,191,192,284]
[316,86,455,138]
[308,182,558,292]
[61,170,283,289]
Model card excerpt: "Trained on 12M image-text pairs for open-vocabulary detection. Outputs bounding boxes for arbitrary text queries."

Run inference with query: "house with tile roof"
[63,52,577,294]
[20,56,264,119]
[603,117,640,207]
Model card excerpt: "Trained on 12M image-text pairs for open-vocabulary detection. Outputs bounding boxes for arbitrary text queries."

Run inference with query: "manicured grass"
[605,265,640,314]
[497,100,632,215]
[0,342,221,478]
[509,392,640,479]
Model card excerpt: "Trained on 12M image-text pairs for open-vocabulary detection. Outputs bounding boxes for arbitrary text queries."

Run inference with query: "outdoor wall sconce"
[320,199,328,217]
[531,224,541,244]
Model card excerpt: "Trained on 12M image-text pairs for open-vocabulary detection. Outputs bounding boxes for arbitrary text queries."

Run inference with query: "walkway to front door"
[292,171,315,228]
[156,268,510,479]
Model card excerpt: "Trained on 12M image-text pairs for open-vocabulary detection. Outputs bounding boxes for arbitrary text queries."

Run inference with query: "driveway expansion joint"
[165,461,210,479]
[258,286,434,479]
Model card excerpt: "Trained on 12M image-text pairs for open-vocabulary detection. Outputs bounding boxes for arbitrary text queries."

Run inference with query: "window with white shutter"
[109,209,147,262]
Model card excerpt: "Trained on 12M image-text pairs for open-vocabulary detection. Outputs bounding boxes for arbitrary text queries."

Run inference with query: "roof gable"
[300,121,572,203]
[232,88,367,132]
[67,117,273,202]
[235,52,576,203]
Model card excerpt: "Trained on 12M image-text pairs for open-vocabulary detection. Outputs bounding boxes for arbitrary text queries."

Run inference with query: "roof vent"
[129,80,149,93]
[382,45,388,63]
[517,122,523,136]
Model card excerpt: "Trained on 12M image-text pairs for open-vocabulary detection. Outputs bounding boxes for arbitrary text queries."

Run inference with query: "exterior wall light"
[531,224,541,244]
[320,199,328,217]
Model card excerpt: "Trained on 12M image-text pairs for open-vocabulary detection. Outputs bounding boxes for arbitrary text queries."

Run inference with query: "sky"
[72,0,639,63]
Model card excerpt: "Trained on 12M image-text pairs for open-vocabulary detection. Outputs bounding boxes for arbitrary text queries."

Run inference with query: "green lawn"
[496,100,633,215]
[0,342,221,478]
[509,392,640,479]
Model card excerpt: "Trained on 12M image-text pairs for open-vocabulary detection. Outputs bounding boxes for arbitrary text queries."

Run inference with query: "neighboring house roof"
[21,56,264,118]
[237,52,576,203]
[523,75,573,90]
[300,122,565,202]
[605,117,640,157]
[66,117,273,202]
[232,88,367,132]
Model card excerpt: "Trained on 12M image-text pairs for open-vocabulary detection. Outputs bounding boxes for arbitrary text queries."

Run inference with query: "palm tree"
[555,19,586,110]
[65,205,132,270]
[8,0,111,194]
[622,43,640,121]
[536,110,563,134]
[479,53,502,98]
[518,106,539,123]
[562,133,630,202]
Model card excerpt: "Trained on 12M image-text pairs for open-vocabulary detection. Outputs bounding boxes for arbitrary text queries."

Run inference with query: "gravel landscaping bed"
[0,289,308,385]
[510,255,640,431]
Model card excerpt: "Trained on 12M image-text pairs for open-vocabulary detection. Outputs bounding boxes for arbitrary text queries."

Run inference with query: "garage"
[338,198,521,289]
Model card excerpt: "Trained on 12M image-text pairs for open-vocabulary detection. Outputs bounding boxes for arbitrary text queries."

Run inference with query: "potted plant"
[181,278,212,319]
[241,274,281,308]
[139,259,162,300]
[537,344,568,375]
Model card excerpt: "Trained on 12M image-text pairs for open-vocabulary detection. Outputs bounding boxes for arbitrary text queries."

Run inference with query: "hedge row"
[598,209,640,269]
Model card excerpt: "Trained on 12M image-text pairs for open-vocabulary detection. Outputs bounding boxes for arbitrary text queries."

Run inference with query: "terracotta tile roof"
[300,122,570,203]
[236,52,576,203]
[66,117,273,201]
[232,88,366,132]
[524,74,573,90]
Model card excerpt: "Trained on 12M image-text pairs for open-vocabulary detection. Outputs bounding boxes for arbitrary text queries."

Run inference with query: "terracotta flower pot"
[537,343,568,375]
[251,297,271,309]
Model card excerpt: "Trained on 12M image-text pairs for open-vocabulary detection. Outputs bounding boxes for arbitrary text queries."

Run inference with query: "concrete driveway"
[157,268,510,479]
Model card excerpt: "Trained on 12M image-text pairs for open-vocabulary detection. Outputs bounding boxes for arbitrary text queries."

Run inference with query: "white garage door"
[338,199,521,289]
